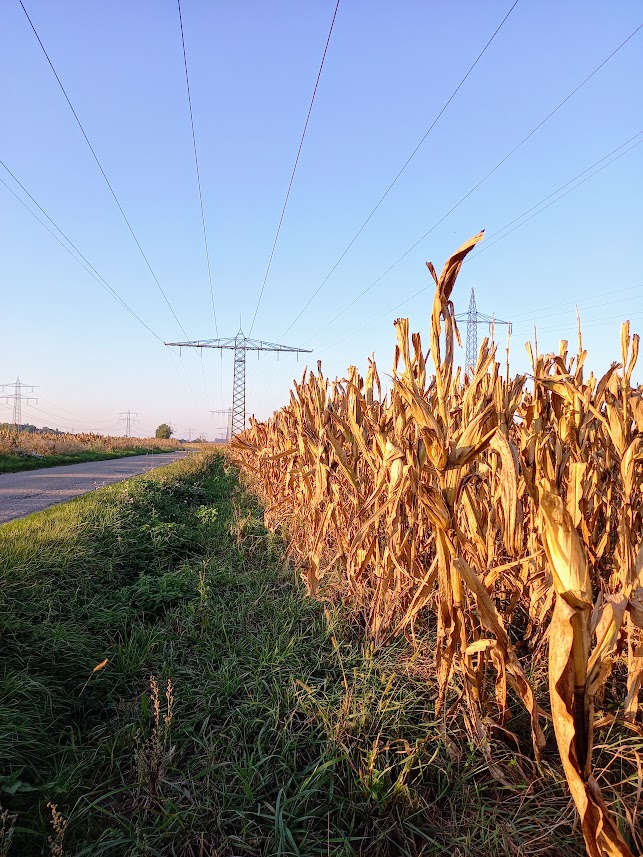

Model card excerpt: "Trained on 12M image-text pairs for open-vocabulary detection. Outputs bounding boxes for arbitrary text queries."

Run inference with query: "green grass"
[0,448,178,474]
[0,451,602,855]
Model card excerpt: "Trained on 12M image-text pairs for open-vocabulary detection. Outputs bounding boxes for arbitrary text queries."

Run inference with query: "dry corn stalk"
[231,236,643,856]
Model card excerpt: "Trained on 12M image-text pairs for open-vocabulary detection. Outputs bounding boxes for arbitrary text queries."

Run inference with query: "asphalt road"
[0,451,188,525]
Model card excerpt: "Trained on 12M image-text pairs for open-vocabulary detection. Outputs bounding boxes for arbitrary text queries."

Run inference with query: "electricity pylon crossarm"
[165,329,311,436]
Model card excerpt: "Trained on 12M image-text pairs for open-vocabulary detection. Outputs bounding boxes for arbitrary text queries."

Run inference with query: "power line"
[37,396,132,426]
[248,0,342,336]
[300,22,643,347]
[176,0,224,410]
[510,289,643,330]
[317,133,642,352]
[527,309,643,338]
[176,0,219,339]
[473,130,643,249]
[17,3,220,420]
[469,135,643,262]
[1,162,211,419]
[250,0,520,398]
[19,0,191,340]
[199,350,214,412]
[23,402,107,427]
[21,403,68,421]
[320,278,643,361]
[162,344,220,428]
[508,284,643,325]
[20,404,97,435]
[177,351,212,425]
[316,278,431,355]
[0,165,163,343]
[276,0,522,341]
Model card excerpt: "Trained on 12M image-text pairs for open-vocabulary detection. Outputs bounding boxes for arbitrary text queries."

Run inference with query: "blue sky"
[1,0,641,438]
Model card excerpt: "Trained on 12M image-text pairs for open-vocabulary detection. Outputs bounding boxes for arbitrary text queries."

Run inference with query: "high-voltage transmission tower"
[455,289,512,373]
[165,330,311,436]
[210,408,232,443]
[118,410,139,437]
[1,377,38,433]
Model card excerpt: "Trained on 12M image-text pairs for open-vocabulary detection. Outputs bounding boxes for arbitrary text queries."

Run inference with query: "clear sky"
[1,1,641,439]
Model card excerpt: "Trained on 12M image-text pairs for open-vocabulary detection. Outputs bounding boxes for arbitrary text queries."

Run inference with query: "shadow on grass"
[0,452,595,855]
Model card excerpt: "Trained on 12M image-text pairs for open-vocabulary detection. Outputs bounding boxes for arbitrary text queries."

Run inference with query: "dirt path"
[0,452,188,524]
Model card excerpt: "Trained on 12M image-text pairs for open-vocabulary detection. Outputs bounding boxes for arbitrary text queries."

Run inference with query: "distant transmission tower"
[1,377,38,433]
[166,329,311,436]
[455,289,511,373]
[211,408,232,443]
[118,410,139,437]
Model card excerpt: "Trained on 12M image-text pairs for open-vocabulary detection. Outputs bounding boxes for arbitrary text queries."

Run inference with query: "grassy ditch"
[0,447,178,474]
[1,451,586,856]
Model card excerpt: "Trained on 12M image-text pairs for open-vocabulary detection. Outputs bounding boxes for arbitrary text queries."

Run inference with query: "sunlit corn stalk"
[530,321,641,857]
[230,237,643,857]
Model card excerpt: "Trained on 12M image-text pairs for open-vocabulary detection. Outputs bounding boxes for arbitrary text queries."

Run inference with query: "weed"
[0,449,596,855]
[47,803,67,857]
[0,805,17,857]
[135,676,175,804]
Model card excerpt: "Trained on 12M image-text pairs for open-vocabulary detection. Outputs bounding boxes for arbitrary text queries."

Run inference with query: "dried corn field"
[0,428,179,458]
[231,234,643,857]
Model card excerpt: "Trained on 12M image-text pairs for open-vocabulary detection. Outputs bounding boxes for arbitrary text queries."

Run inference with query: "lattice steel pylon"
[166,330,311,436]
[1,377,38,433]
[455,289,511,374]
[210,408,232,443]
[118,409,139,438]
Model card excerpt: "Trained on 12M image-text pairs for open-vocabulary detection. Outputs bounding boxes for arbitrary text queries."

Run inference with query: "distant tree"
[155,423,173,439]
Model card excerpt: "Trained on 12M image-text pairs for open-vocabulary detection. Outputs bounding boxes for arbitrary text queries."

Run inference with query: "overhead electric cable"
[199,351,214,412]
[317,279,432,355]
[244,0,344,401]
[249,0,340,335]
[2,166,206,417]
[165,346,214,426]
[508,283,643,324]
[472,131,643,252]
[528,309,643,337]
[510,292,643,330]
[0,165,164,343]
[37,397,133,426]
[19,0,191,340]
[248,0,342,336]
[469,134,643,260]
[315,133,643,350]
[176,0,224,409]
[321,281,643,357]
[177,0,219,338]
[300,22,643,346]
[277,0,522,340]
[37,397,104,421]
[166,346,211,417]
[23,403,111,430]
